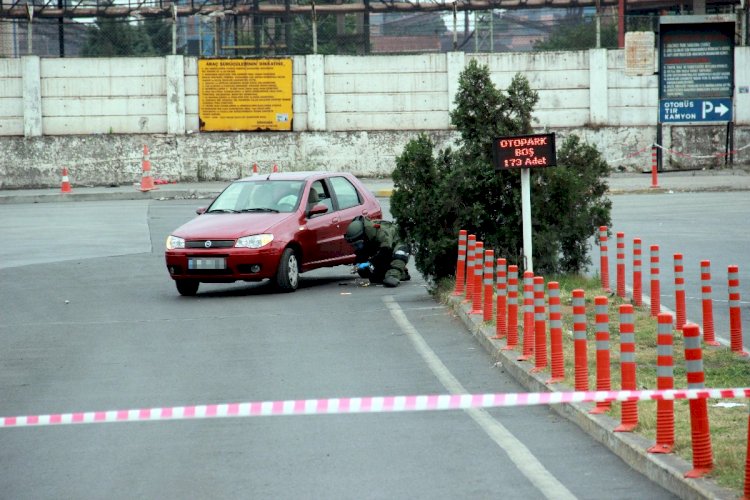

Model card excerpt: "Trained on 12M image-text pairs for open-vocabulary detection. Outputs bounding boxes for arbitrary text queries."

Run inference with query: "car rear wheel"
[275,248,299,292]
[175,279,199,296]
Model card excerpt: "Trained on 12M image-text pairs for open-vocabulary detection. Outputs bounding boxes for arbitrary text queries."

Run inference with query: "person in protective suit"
[344,216,411,288]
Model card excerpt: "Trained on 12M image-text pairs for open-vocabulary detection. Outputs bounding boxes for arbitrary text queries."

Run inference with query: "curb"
[445,295,739,500]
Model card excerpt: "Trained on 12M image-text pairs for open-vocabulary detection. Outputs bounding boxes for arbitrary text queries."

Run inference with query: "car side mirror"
[308,203,328,217]
[196,207,207,215]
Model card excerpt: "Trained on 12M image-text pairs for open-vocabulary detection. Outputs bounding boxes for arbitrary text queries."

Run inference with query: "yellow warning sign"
[198,59,293,132]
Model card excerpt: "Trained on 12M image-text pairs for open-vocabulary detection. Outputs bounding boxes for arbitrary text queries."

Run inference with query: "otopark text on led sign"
[492,133,557,274]
[493,133,557,170]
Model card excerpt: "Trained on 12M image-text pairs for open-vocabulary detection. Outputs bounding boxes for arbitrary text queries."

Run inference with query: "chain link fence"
[0,6,741,58]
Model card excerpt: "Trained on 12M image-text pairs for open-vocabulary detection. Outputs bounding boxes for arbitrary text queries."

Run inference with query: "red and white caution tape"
[2,388,748,429]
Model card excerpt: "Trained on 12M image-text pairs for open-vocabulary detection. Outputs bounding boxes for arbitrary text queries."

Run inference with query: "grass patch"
[440,274,750,493]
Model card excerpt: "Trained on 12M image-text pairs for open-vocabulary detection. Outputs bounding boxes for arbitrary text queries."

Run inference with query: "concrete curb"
[445,295,739,500]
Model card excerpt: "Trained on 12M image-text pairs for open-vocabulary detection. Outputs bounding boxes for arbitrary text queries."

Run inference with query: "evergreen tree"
[391,59,612,282]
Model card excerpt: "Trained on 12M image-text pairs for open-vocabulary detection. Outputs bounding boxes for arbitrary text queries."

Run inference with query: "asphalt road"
[609,191,750,350]
[0,198,677,499]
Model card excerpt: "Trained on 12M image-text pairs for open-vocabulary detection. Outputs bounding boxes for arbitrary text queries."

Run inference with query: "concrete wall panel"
[326,92,446,113]
[41,58,165,78]
[326,111,450,131]
[42,97,167,117]
[325,73,448,94]
[41,76,167,98]
[43,116,168,135]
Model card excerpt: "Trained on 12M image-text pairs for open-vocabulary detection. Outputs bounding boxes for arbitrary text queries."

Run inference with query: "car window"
[308,180,334,214]
[330,176,362,210]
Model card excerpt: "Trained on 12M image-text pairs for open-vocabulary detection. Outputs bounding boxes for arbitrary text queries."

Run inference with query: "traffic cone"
[60,167,72,193]
[139,145,156,192]
[252,163,259,174]
[272,163,279,173]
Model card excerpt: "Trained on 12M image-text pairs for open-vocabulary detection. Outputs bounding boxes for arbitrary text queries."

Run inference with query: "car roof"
[237,171,353,182]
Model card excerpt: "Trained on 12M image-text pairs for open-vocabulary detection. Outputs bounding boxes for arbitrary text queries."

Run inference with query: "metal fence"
[0,8,740,58]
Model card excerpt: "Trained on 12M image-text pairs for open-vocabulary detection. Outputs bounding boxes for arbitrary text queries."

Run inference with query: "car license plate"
[188,257,226,270]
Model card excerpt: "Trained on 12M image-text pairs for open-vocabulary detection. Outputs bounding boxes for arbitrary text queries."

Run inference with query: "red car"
[165,172,383,295]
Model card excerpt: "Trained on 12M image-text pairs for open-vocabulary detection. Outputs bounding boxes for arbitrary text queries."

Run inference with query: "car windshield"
[207,180,305,214]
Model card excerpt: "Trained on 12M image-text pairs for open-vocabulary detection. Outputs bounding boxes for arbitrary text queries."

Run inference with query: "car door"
[300,179,343,266]
[327,175,377,258]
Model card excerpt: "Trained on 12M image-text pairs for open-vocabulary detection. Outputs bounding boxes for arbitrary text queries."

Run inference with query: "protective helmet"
[345,216,365,244]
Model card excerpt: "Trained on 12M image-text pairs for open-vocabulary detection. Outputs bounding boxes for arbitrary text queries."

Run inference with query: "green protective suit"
[353,218,411,286]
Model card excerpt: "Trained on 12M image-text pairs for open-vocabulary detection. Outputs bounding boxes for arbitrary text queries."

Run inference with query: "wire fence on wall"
[0,6,742,58]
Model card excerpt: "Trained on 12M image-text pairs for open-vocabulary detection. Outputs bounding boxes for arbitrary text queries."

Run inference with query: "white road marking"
[383,296,577,500]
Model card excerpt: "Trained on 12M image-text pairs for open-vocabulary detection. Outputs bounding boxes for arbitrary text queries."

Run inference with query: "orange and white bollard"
[483,249,494,322]
[470,241,484,315]
[547,282,564,383]
[648,313,675,454]
[674,253,686,331]
[452,230,467,296]
[650,245,661,317]
[60,167,72,193]
[650,145,660,188]
[599,226,610,292]
[502,266,520,351]
[728,265,748,357]
[531,276,547,373]
[632,238,643,307]
[615,304,638,432]
[494,258,507,339]
[464,235,476,303]
[139,145,156,192]
[616,232,626,298]
[700,260,720,346]
[519,271,535,361]
[590,296,611,414]
[572,289,589,391]
[683,323,713,478]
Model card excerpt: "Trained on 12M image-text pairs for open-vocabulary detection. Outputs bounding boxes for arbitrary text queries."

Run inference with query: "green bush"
[391,60,612,283]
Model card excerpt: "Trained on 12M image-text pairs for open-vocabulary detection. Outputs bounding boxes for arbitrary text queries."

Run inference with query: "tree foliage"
[82,16,172,57]
[533,15,618,51]
[390,59,612,283]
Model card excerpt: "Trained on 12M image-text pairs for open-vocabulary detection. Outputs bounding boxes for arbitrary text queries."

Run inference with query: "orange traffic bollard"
[547,282,564,384]
[728,265,749,356]
[502,266,519,351]
[615,304,638,432]
[452,230,467,296]
[599,226,610,292]
[572,289,588,391]
[650,245,661,317]
[683,323,714,478]
[700,260,720,346]
[648,313,675,454]
[632,238,643,307]
[531,276,547,373]
[470,241,484,315]
[590,296,611,414]
[616,232,626,298]
[483,249,494,322]
[494,258,507,339]
[674,253,686,331]
[519,271,535,362]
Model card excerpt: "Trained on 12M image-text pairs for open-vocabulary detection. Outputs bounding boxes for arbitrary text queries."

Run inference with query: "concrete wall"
[1,49,748,189]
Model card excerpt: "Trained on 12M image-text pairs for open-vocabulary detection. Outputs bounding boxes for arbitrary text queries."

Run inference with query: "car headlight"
[166,235,185,250]
[236,234,274,249]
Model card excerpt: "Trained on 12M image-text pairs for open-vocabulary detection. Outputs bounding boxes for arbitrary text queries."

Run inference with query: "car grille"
[186,240,235,249]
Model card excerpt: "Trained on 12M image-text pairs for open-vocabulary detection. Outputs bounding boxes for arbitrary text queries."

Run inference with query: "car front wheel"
[175,279,199,296]
[275,248,299,292]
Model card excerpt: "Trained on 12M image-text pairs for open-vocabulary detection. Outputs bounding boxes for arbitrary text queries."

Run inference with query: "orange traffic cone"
[60,167,72,193]
[252,163,259,174]
[139,145,156,192]
[272,163,279,173]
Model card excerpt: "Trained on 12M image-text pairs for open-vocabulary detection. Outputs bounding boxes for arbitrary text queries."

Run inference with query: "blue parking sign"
[660,98,733,123]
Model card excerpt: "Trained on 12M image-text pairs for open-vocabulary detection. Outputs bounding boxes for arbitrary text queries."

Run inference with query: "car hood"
[173,212,293,239]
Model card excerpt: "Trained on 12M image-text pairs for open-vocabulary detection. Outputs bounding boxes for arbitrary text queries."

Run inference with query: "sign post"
[493,133,557,274]
[657,15,735,167]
